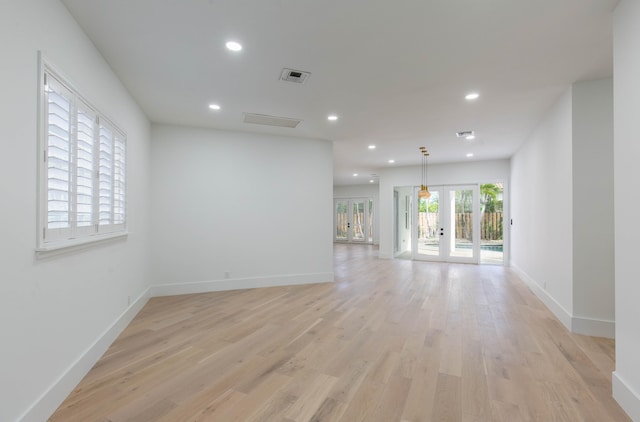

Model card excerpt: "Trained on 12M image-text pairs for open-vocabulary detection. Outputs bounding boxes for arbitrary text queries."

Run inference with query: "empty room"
[1,0,639,421]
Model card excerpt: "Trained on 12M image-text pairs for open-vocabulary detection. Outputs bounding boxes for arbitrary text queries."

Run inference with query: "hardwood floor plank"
[308,397,348,422]
[244,389,298,422]
[180,389,246,422]
[326,358,370,404]
[336,378,385,422]
[400,348,440,422]
[461,340,491,421]
[222,373,292,421]
[284,373,338,422]
[432,373,462,422]
[371,375,412,422]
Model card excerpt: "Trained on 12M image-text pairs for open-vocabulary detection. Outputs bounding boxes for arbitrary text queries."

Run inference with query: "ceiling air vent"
[456,130,474,138]
[243,113,302,128]
[280,68,311,84]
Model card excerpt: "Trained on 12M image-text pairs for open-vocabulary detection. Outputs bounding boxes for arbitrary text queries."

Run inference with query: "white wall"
[613,1,640,419]
[0,1,151,421]
[572,79,614,330]
[510,80,616,339]
[150,125,334,294]
[333,184,379,244]
[510,89,574,324]
[378,159,510,259]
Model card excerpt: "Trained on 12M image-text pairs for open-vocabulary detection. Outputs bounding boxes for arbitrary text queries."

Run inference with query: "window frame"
[37,55,127,252]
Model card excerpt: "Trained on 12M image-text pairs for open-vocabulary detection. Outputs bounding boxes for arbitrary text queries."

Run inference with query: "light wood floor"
[50,244,630,421]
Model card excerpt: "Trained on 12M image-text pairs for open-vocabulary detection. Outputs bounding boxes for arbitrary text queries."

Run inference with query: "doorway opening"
[334,198,374,243]
[392,182,507,265]
[412,185,480,263]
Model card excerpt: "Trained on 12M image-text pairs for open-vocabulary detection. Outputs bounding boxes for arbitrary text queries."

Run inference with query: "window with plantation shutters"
[38,59,127,250]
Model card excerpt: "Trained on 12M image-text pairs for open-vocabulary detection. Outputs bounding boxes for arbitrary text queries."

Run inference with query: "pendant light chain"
[419,147,431,199]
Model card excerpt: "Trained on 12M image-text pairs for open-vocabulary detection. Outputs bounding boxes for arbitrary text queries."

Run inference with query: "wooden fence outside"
[338,211,503,241]
[479,212,503,241]
[418,212,503,241]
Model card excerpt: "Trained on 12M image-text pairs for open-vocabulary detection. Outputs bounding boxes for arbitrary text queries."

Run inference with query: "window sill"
[36,232,128,258]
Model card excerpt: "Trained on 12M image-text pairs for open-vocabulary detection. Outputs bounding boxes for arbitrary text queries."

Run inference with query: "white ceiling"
[62,0,617,185]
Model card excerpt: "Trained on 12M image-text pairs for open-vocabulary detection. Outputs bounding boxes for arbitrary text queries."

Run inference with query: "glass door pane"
[417,190,440,256]
[449,188,474,258]
[367,199,374,243]
[335,200,348,241]
[351,200,366,242]
[480,183,504,264]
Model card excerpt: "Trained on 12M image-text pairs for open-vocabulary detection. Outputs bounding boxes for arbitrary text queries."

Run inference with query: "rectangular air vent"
[280,68,311,84]
[456,130,475,138]
[243,113,302,128]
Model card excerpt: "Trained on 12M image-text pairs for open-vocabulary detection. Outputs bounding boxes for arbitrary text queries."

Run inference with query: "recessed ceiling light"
[369,179,375,183]
[353,173,358,177]
[466,153,474,158]
[209,104,221,110]
[388,159,395,164]
[465,92,480,100]
[328,115,338,121]
[368,145,376,149]
[466,135,476,140]
[225,41,242,52]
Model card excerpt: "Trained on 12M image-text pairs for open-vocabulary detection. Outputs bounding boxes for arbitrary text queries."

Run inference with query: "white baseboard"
[18,288,151,422]
[613,371,640,422]
[510,263,573,331]
[510,264,615,339]
[150,272,334,297]
[572,315,615,339]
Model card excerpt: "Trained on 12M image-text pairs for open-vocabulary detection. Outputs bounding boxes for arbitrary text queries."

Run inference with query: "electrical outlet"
[224,271,230,279]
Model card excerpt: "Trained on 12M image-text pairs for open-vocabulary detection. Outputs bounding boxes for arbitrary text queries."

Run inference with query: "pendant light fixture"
[419,147,431,199]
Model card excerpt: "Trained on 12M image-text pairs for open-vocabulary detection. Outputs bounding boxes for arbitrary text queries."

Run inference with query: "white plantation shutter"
[97,121,126,233]
[98,123,114,227]
[45,76,73,238]
[75,101,96,232]
[39,61,126,248]
[113,132,126,225]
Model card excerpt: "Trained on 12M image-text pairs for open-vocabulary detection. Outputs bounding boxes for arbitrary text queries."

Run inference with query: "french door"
[334,198,373,243]
[412,185,480,263]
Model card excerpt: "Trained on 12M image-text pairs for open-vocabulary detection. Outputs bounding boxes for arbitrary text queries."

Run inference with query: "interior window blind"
[98,123,114,226]
[40,62,127,247]
[113,133,126,225]
[45,77,72,231]
[75,102,96,228]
